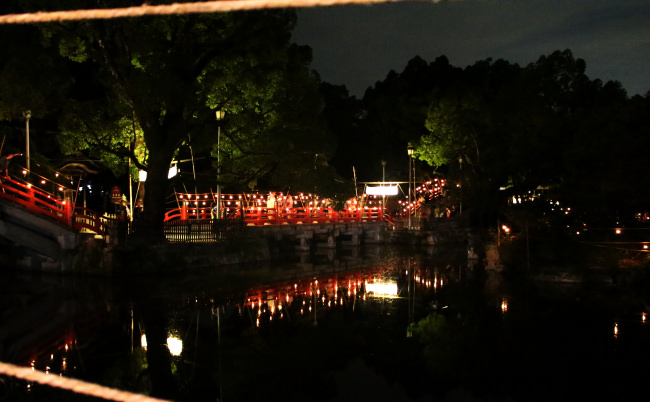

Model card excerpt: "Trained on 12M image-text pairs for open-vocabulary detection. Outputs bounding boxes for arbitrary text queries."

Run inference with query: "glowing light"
[365,185,398,196]
[365,281,398,297]
[501,298,508,313]
[643,312,647,323]
[167,336,183,356]
[141,334,147,350]
[614,322,619,337]
[615,229,622,234]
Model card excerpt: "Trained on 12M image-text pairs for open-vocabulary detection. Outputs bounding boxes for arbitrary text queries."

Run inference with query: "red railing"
[0,176,105,235]
[0,176,72,224]
[72,206,108,235]
[164,202,386,226]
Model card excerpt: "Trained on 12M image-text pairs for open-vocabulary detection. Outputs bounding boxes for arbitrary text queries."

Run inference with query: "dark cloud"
[293,0,650,97]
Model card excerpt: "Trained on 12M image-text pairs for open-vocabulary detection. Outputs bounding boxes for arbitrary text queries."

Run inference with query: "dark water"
[2,247,650,402]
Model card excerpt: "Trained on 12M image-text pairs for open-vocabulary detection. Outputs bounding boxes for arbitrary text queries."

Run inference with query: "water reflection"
[2,250,650,401]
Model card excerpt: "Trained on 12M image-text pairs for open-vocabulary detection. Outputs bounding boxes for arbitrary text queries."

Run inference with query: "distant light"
[168,165,178,179]
[616,229,622,234]
[141,334,147,350]
[167,336,183,356]
[139,170,147,182]
[366,280,398,297]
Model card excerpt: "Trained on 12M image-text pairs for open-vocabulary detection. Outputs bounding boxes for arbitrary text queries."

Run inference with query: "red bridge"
[0,170,398,245]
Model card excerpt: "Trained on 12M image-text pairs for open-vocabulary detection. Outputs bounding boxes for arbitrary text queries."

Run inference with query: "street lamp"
[215,110,225,220]
[381,160,386,208]
[458,156,463,216]
[23,110,31,171]
[407,146,414,230]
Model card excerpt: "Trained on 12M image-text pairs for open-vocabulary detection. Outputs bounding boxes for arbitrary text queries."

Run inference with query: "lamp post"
[458,156,463,216]
[381,160,386,209]
[407,146,414,230]
[23,110,31,171]
[215,110,225,220]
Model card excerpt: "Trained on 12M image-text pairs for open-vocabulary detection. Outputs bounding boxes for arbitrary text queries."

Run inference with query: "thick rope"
[0,362,172,402]
[0,0,420,24]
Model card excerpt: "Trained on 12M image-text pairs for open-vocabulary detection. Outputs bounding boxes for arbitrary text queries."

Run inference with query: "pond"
[1,246,650,401]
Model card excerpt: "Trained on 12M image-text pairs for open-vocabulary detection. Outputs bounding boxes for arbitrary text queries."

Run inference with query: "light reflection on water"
[1,251,650,401]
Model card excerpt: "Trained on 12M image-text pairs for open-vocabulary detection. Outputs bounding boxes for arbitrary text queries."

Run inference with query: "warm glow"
[365,185,399,196]
[168,165,178,179]
[141,334,147,350]
[167,337,183,356]
[366,281,398,297]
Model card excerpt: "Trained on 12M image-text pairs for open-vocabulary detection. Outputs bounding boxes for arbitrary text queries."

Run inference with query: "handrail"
[0,175,71,226]
[72,206,107,235]
[163,204,387,226]
[0,175,109,235]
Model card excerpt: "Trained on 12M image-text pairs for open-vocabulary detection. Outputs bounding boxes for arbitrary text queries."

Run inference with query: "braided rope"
[0,0,414,24]
[0,362,171,402]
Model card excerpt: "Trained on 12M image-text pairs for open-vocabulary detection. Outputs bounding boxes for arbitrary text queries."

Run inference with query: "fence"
[164,217,244,243]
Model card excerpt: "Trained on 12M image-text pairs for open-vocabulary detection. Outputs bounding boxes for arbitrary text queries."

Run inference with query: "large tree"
[413,49,650,225]
[2,1,332,243]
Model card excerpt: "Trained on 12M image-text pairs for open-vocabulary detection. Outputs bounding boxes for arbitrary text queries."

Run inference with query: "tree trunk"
[133,137,176,245]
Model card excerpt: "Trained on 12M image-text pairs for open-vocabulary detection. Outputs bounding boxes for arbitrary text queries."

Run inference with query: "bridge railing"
[0,175,71,225]
[0,175,107,235]
[163,203,386,226]
[72,207,107,235]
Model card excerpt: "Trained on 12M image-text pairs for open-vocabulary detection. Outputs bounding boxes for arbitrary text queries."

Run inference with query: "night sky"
[293,0,650,97]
